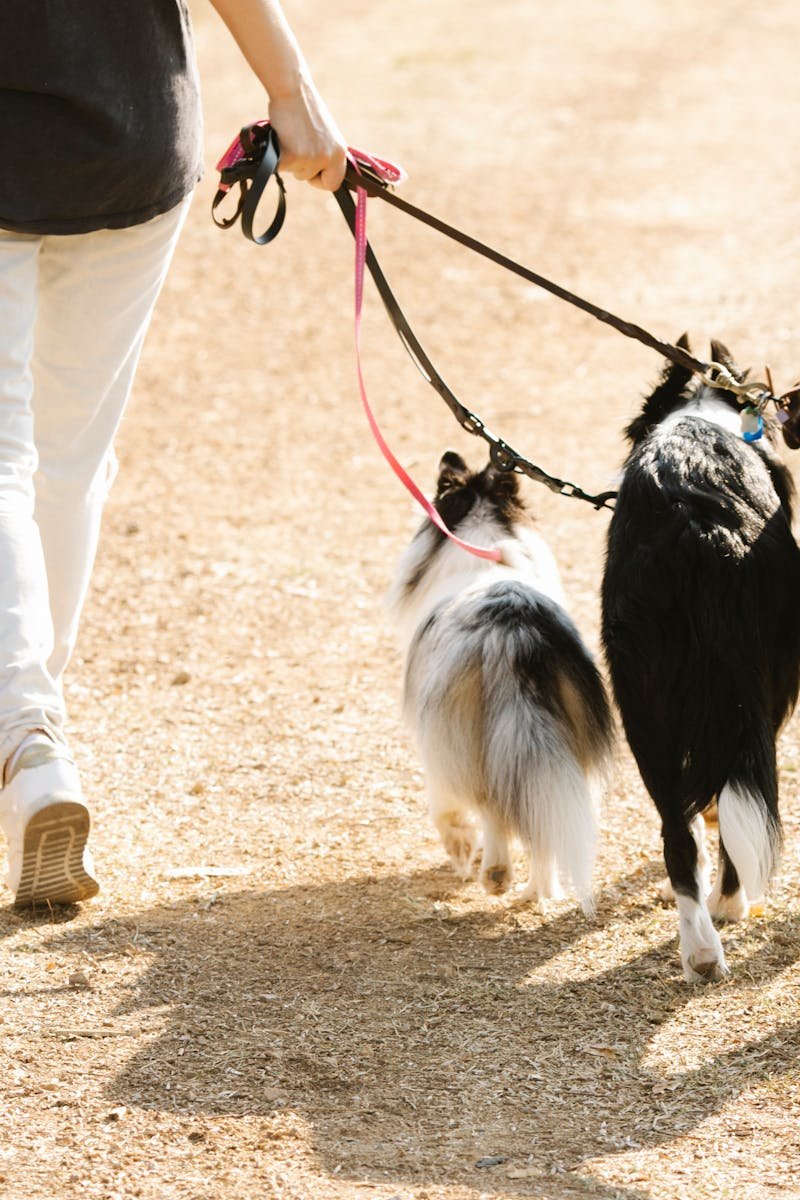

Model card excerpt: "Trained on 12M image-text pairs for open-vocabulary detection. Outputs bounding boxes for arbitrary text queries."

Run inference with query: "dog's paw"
[677,894,729,983]
[709,885,749,924]
[657,876,675,905]
[481,862,511,895]
[684,947,730,984]
[441,825,479,878]
[515,875,565,909]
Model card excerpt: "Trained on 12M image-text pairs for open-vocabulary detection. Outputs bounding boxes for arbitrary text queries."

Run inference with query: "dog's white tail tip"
[717,783,779,901]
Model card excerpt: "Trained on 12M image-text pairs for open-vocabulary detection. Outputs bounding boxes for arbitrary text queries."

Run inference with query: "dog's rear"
[390,452,614,911]
[602,340,800,980]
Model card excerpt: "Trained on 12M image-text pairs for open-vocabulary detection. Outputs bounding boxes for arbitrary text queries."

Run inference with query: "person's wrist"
[265,61,315,105]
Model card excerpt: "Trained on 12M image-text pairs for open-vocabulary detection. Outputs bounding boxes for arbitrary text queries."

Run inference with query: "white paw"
[676,892,730,983]
[683,946,730,983]
[709,882,749,923]
[658,876,675,904]
[515,874,566,910]
[439,822,479,878]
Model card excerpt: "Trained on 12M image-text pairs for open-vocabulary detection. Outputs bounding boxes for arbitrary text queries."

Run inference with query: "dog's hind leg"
[428,786,480,878]
[709,843,748,922]
[658,814,712,903]
[517,854,564,907]
[479,811,513,895]
[663,812,728,982]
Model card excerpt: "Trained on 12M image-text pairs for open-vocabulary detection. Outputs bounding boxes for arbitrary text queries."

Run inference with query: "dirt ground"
[3,2,800,1198]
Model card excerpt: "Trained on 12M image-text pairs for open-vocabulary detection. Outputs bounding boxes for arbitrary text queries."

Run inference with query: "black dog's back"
[604,414,800,811]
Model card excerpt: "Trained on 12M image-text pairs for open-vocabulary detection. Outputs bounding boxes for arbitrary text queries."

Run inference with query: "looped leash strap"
[212,123,286,245]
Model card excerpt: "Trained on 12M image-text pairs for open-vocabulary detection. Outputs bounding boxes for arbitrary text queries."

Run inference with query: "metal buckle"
[700,361,775,412]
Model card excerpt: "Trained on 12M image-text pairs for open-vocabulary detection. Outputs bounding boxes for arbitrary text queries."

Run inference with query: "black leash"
[212,125,791,511]
[333,182,618,510]
[338,163,785,419]
[212,122,286,244]
[341,164,708,380]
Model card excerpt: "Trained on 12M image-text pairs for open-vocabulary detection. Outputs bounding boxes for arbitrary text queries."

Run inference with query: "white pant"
[0,199,190,764]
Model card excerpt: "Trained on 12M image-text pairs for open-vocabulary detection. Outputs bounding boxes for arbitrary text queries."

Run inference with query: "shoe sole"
[13,800,100,908]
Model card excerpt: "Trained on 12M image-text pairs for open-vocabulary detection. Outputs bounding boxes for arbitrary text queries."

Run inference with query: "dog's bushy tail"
[480,586,614,912]
[484,708,601,912]
[717,722,782,902]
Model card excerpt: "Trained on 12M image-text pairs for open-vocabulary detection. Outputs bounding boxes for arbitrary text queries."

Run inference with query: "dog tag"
[740,408,763,442]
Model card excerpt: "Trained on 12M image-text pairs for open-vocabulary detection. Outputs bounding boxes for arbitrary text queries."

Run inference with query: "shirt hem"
[0,176,200,236]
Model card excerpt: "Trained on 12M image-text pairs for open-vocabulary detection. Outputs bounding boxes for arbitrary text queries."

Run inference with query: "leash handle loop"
[212,123,286,244]
[240,129,286,245]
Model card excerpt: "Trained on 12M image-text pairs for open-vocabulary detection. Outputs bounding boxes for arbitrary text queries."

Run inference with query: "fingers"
[280,148,347,191]
[280,158,318,182]
[268,91,347,192]
[313,149,347,191]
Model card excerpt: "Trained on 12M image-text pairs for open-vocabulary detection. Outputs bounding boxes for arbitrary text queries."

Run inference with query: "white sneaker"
[0,733,99,908]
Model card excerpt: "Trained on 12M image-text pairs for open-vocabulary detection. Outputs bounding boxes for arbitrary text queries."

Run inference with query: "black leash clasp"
[212,122,286,245]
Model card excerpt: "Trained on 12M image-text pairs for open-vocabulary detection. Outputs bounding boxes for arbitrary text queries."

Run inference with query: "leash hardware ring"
[489,441,519,473]
[700,361,739,392]
[459,413,486,436]
[740,385,775,413]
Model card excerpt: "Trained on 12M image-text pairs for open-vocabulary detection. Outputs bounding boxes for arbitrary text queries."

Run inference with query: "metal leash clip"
[700,361,775,411]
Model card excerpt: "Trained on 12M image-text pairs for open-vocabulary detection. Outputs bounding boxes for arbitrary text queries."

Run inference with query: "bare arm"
[208,0,347,190]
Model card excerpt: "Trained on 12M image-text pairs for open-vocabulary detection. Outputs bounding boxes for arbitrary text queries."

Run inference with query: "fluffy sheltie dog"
[602,340,800,981]
[389,452,614,912]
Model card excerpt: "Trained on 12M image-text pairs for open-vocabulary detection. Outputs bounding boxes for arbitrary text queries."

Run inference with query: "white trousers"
[0,198,190,764]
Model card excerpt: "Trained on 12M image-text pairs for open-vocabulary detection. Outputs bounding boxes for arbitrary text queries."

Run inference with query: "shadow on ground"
[20,864,800,1199]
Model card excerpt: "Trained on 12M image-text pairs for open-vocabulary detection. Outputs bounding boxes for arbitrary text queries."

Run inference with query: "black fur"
[602,342,800,978]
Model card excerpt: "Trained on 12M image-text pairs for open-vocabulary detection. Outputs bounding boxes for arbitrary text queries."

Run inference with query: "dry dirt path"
[2,3,800,1199]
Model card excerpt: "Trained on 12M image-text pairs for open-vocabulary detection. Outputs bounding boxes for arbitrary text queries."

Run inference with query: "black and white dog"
[602,340,800,981]
[389,452,614,912]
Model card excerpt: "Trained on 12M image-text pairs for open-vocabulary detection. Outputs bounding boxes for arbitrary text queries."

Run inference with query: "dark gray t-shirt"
[0,0,203,234]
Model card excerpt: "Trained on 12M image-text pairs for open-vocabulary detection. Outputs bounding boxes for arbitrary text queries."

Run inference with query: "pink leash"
[348,151,502,563]
[215,127,501,560]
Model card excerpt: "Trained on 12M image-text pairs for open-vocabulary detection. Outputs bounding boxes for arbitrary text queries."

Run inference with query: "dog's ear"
[625,335,694,444]
[709,339,746,383]
[436,451,469,494]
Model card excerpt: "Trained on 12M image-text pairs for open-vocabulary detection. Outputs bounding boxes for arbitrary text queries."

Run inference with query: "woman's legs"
[0,232,60,763]
[0,198,190,904]
[34,199,190,689]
